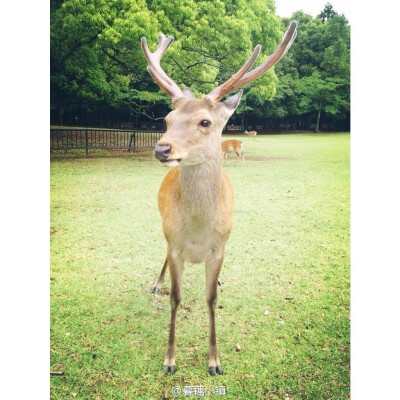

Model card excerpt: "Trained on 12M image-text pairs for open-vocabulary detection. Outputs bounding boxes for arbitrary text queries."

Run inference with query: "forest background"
[50,0,350,133]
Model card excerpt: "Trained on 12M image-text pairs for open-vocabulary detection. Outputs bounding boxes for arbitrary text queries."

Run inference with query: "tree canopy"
[50,0,350,131]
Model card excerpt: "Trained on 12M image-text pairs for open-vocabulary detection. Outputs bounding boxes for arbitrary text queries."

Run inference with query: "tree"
[296,70,348,132]
[318,3,337,22]
[51,0,164,119]
[51,0,284,125]
[50,1,350,131]
[263,7,350,132]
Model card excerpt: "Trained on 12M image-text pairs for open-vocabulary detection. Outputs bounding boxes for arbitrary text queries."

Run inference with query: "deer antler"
[141,34,184,100]
[207,21,297,102]
[141,21,297,102]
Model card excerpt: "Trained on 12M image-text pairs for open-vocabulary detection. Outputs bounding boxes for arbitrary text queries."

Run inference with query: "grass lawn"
[50,133,350,399]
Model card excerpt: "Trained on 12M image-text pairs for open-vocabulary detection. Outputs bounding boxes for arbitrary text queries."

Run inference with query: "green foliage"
[51,0,281,117]
[51,0,161,111]
[267,6,350,131]
[318,2,338,22]
[51,1,350,129]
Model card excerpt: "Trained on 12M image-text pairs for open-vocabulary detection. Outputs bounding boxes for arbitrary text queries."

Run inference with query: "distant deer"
[221,139,244,166]
[244,129,257,138]
[141,21,297,376]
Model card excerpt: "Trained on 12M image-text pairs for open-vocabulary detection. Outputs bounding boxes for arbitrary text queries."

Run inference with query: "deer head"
[141,22,297,167]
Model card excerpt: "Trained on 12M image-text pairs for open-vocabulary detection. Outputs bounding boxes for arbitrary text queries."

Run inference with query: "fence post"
[85,129,89,155]
[128,132,134,152]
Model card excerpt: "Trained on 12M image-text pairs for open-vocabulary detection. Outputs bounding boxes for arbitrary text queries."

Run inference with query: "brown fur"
[142,21,297,375]
[244,130,257,138]
[152,96,237,375]
[221,139,244,166]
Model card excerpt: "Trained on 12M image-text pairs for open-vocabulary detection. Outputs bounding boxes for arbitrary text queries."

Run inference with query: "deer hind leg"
[151,258,168,293]
[163,251,184,375]
[234,151,243,167]
[205,250,225,375]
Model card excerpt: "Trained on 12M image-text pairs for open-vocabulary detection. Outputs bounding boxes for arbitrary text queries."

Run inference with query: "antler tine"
[208,45,261,103]
[280,24,297,59]
[228,21,297,93]
[156,34,174,58]
[141,34,184,100]
[208,21,297,102]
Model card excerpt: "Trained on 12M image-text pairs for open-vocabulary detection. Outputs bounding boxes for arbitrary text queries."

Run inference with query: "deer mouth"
[159,159,182,167]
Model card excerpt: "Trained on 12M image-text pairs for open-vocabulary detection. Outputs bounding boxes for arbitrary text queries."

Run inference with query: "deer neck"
[178,155,222,223]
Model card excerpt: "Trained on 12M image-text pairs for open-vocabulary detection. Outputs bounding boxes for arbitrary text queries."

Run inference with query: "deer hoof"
[208,366,223,376]
[163,365,176,375]
[151,285,160,294]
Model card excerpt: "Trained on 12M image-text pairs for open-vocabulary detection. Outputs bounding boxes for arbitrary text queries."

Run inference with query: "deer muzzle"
[154,144,171,161]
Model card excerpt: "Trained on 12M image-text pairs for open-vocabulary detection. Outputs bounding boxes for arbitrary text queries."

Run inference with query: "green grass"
[50,133,350,399]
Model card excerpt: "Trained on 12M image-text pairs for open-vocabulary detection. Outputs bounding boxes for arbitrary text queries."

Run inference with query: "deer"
[141,20,297,376]
[244,129,257,138]
[221,139,244,166]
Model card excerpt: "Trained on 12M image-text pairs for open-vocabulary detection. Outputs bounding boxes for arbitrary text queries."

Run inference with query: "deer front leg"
[163,251,183,375]
[205,250,225,375]
[151,258,168,293]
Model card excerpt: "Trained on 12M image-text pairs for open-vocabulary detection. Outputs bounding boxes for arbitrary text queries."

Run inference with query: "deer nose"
[154,144,171,161]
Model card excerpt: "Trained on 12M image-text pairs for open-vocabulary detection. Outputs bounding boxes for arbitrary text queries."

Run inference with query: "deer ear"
[222,89,243,111]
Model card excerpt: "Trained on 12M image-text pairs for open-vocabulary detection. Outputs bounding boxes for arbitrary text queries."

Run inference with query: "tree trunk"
[241,114,245,131]
[315,103,322,133]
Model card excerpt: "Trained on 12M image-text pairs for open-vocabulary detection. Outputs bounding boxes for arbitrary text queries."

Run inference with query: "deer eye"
[200,120,211,128]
